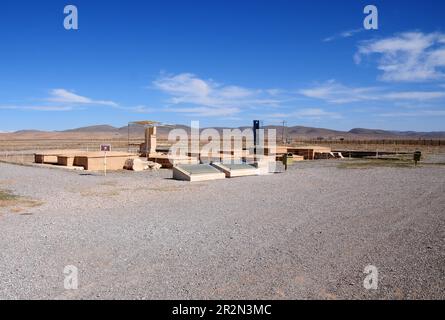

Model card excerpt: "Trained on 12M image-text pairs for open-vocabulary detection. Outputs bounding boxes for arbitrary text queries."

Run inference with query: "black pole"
[253,120,260,154]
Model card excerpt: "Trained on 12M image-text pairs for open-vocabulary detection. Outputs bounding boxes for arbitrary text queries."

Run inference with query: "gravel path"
[0,159,444,299]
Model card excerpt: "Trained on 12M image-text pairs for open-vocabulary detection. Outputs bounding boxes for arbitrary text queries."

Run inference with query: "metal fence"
[293,139,444,146]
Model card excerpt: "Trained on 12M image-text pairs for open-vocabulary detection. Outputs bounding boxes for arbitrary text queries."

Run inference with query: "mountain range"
[1,124,444,140]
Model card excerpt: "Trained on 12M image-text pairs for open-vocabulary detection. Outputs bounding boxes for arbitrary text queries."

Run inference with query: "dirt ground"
[0,156,444,299]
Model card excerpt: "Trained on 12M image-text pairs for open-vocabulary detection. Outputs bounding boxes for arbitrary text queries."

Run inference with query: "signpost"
[100,144,111,176]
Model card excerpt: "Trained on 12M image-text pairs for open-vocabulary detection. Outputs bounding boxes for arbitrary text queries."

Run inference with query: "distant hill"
[13,130,47,134]
[349,128,392,135]
[62,125,119,133]
[1,124,444,140]
[349,128,445,139]
[286,126,344,137]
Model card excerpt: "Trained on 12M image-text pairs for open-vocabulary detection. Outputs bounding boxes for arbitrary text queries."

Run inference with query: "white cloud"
[0,105,73,111]
[299,80,445,104]
[383,91,445,100]
[295,108,341,119]
[153,72,282,116]
[47,89,118,107]
[378,110,445,117]
[265,88,283,96]
[268,108,341,120]
[0,89,121,112]
[299,80,378,103]
[153,73,212,99]
[323,28,364,42]
[355,32,445,82]
[117,105,155,113]
[166,106,240,117]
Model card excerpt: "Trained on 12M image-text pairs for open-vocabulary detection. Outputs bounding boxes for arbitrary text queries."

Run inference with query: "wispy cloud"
[267,108,341,120]
[299,80,445,103]
[323,28,364,42]
[378,110,445,117]
[0,105,73,111]
[299,80,379,103]
[166,106,241,117]
[383,91,445,100]
[47,89,118,107]
[152,72,283,116]
[118,105,155,113]
[355,31,445,82]
[0,89,122,112]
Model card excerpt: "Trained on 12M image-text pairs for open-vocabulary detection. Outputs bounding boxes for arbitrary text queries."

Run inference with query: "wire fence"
[0,139,143,164]
[1,138,444,165]
[293,139,444,146]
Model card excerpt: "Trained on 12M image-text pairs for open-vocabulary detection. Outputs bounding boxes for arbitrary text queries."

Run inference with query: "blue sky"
[1,0,445,132]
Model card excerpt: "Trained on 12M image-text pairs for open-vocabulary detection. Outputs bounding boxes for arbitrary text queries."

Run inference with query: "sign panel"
[100,144,111,152]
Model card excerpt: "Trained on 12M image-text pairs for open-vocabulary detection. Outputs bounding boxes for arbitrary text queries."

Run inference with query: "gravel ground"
[0,158,444,300]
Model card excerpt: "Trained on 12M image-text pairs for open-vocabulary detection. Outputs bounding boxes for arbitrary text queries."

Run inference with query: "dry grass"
[0,189,43,211]
[337,159,417,169]
[337,156,445,169]
[0,189,18,202]
[303,142,445,155]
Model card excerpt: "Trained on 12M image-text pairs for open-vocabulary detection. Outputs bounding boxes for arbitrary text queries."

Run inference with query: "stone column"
[145,126,157,155]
